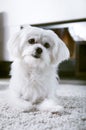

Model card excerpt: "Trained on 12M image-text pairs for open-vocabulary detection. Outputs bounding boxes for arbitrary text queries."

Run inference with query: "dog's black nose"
[36,47,43,54]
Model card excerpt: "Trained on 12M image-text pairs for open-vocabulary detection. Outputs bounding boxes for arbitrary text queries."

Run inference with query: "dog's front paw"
[49,105,64,113]
[38,104,63,113]
[21,102,34,112]
[37,99,64,113]
[10,98,34,112]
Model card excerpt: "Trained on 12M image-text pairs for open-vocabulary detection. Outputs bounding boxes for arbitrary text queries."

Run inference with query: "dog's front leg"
[37,99,63,113]
[8,90,33,112]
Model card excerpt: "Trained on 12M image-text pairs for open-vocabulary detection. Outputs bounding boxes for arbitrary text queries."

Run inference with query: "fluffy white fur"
[8,26,69,112]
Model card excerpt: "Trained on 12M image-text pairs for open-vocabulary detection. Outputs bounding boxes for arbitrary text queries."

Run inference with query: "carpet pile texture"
[0,83,86,130]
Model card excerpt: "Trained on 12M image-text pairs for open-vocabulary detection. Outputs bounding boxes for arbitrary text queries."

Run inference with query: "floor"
[0,79,86,130]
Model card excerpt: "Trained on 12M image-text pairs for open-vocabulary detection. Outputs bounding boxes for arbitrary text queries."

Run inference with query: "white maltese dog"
[7,26,69,112]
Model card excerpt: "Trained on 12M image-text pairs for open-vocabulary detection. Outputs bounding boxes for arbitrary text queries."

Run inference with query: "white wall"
[0,0,86,61]
[0,0,86,26]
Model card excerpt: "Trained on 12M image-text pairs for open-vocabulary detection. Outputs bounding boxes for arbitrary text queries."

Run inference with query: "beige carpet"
[0,81,86,130]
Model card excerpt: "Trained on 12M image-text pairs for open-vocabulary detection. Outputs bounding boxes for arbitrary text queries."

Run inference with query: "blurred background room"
[0,2,86,130]
[0,0,86,83]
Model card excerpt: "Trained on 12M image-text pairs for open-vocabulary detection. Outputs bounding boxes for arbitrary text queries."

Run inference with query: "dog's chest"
[20,70,50,103]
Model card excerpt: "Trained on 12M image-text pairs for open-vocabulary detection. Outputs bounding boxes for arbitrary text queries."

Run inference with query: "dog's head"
[8,26,69,68]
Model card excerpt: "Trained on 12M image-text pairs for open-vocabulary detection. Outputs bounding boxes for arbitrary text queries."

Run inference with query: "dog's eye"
[44,42,50,48]
[28,38,35,44]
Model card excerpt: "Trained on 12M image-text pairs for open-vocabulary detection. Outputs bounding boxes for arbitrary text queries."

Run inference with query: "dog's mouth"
[32,54,41,59]
[32,47,43,59]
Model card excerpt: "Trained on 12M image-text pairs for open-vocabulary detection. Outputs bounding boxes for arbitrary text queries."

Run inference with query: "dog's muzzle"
[32,47,43,58]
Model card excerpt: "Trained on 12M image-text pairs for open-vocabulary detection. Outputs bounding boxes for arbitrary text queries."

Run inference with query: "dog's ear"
[7,31,21,60]
[52,35,70,65]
